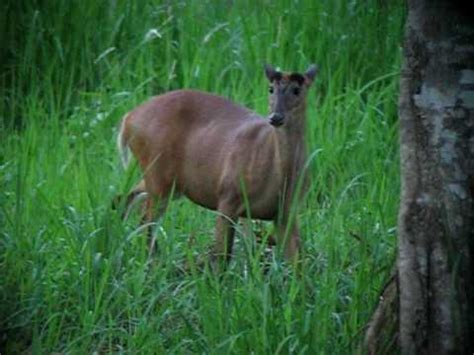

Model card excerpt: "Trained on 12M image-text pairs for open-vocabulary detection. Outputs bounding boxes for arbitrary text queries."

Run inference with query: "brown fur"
[118,64,317,265]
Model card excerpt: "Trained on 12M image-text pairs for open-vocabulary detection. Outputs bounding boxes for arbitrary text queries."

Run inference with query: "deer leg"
[274,187,302,262]
[274,219,301,262]
[123,180,148,220]
[141,192,171,255]
[112,179,148,219]
[211,201,239,269]
[139,171,173,255]
[241,218,254,238]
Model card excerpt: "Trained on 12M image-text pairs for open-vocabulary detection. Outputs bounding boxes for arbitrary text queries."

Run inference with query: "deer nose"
[269,112,285,127]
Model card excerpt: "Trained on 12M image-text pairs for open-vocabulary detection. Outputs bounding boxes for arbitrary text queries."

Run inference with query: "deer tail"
[117,113,131,168]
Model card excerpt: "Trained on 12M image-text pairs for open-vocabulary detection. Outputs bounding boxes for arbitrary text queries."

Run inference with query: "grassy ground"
[1,1,405,353]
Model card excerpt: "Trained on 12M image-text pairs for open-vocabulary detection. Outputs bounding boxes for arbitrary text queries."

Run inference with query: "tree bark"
[397,1,474,354]
[366,2,474,354]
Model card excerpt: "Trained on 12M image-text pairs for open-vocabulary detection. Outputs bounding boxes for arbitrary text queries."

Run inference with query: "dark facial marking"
[289,73,305,85]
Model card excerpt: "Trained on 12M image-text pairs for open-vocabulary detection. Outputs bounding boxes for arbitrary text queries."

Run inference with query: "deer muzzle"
[269,112,285,127]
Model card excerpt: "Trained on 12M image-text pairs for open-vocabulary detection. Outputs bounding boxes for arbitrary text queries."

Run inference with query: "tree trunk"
[367,1,474,354]
[398,2,474,353]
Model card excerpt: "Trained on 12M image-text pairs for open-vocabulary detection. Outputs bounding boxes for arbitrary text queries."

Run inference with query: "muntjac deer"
[117,64,317,265]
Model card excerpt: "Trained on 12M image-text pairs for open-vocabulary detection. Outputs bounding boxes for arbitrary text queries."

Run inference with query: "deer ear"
[305,64,318,84]
[264,64,279,82]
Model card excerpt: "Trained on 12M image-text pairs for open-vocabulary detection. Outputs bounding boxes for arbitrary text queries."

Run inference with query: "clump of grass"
[1,0,404,353]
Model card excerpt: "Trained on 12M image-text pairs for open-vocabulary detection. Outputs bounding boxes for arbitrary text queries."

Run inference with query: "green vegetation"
[1,1,405,353]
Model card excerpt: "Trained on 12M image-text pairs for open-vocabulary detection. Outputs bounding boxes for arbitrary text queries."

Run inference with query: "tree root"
[365,266,399,354]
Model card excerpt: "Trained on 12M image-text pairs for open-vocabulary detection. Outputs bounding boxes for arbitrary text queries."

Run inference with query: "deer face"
[265,64,317,127]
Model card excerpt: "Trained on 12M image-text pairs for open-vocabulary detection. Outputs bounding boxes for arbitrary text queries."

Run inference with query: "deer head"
[264,64,318,128]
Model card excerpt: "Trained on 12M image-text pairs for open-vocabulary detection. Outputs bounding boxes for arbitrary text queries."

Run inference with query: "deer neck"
[286,105,306,137]
[274,106,307,179]
[283,105,306,152]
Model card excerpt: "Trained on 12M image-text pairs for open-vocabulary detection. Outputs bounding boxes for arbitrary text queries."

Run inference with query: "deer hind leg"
[112,179,148,219]
[122,180,148,220]
[142,195,168,254]
[141,175,173,255]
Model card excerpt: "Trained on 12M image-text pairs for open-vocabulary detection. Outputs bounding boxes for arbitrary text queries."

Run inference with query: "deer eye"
[292,87,301,96]
[269,86,274,94]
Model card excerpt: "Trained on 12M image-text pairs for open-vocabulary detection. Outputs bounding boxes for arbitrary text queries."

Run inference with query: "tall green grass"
[1,0,404,353]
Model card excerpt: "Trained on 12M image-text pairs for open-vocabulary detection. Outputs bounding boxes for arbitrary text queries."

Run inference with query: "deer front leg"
[275,184,302,262]
[211,201,238,270]
[274,218,301,262]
